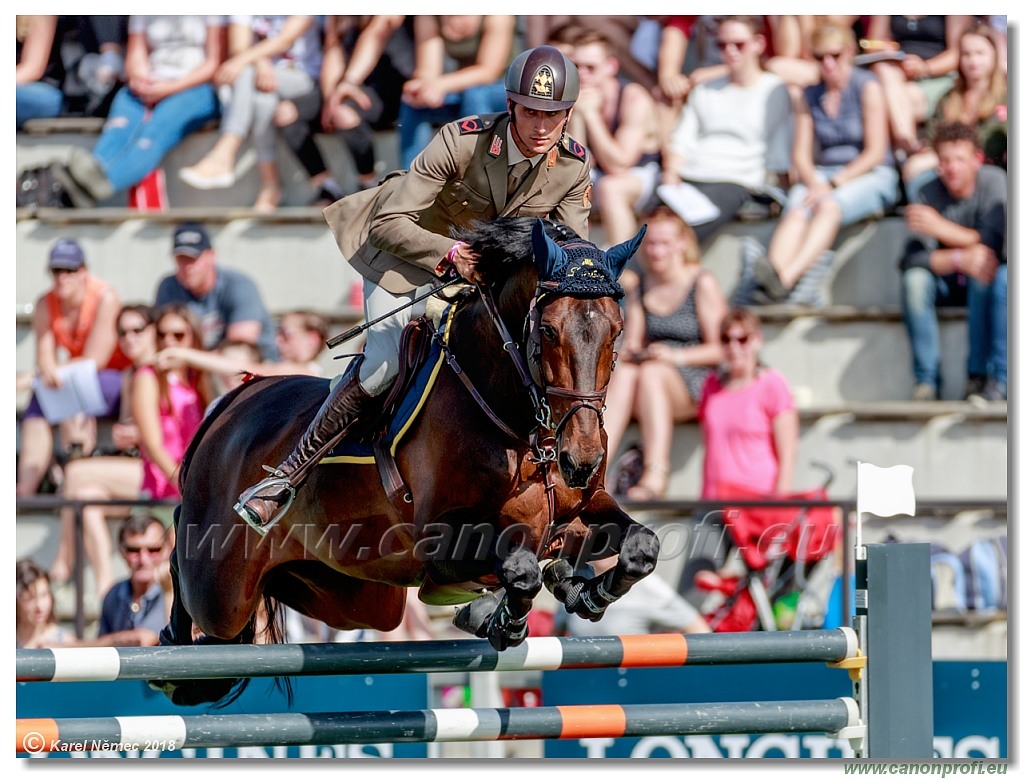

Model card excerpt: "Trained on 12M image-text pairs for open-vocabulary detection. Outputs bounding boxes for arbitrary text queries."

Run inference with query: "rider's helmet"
[505,45,580,111]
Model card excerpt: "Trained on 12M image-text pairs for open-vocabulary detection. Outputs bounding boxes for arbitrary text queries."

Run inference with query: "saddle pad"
[320,301,456,464]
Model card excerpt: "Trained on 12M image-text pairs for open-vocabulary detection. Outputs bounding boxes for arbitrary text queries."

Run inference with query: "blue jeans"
[967,263,1007,384]
[398,81,507,169]
[92,84,220,192]
[784,164,900,225]
[901,267,966,389]
[17,82,64,128]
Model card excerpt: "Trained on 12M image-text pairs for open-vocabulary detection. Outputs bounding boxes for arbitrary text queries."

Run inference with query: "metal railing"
[16,496,176,638]
[16,495,1007,639]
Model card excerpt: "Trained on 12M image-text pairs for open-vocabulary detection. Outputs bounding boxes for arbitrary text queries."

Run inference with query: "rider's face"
[510,103,570,156]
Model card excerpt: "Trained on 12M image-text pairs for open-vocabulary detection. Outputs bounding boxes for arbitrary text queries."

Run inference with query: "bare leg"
[769,199,842,288]
[54,456,142,593]
[59,414,98,456]
[630,360,695,499]
[17,417,54,497]
[872,63,918,152]
[602,361,640,463]
[596,172,643,246]
[253,160,281,213]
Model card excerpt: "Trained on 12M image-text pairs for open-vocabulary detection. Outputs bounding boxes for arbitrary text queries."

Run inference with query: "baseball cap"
[172,223,212,258]
[48,238,86,271]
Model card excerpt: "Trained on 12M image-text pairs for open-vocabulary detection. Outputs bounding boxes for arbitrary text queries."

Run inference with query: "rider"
[236,46,591,529]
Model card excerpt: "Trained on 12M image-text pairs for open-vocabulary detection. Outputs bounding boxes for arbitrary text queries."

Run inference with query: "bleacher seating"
[16,113,1008,636]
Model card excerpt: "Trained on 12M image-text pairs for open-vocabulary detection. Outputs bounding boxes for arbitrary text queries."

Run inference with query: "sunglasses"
[716,39,752,51]
[118,325,148,338]
[122,545,163,555]
[723,333,752,345]
[158,329,188,341]
[813,50,844,62]
[50,268,80,277]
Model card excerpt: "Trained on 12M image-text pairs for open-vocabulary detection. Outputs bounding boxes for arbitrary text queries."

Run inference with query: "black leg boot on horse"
[234,362,377,533]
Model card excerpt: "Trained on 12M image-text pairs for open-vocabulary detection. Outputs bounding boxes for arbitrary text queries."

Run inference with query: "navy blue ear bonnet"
[531,220,646,299]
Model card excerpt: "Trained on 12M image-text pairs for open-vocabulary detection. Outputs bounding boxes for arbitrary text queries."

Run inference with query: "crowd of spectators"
[16,15,1009,643]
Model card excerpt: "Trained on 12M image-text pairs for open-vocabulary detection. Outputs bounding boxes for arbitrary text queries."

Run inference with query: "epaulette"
[456,115,498,135]
[561,134,588,162]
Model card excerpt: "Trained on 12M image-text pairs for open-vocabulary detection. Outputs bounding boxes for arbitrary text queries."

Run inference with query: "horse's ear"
[531,219,565,279]
[603,224,647,280]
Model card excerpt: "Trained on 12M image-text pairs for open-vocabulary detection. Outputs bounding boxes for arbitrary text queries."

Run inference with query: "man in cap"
[154,222,279,361]
[237,45,591,530]
[18,238,127,497]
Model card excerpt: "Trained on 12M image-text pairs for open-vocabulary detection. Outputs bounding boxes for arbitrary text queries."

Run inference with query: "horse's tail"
[178,376,275,496]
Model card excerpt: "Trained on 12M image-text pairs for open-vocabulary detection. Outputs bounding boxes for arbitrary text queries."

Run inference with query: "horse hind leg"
[456,546,543,652]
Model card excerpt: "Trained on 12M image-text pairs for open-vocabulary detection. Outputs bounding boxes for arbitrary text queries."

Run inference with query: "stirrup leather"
[233,471,296,536]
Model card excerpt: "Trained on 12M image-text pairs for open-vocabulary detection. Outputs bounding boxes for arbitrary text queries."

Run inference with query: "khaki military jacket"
[323,113,592,294]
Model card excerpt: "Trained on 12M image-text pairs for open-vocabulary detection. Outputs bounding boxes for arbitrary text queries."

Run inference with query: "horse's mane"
[457,217,583,269]
[455,217,586,307]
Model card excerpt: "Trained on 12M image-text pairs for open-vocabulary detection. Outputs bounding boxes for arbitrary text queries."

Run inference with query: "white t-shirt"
[128,16,225,82]
[670,72,793,191]
[565,573,702,636]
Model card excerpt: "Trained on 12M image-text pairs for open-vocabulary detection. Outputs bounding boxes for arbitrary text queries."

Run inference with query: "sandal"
[626,463,670,501]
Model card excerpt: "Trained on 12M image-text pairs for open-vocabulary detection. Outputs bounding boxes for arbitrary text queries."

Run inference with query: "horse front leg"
[546,489,660,622]
[485,545,543,650]
[452,544,542,651]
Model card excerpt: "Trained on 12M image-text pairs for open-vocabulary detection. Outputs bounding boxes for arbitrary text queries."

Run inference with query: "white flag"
[857,462,916,518]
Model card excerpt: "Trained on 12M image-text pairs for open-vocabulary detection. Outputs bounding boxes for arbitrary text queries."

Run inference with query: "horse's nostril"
[559,452,578,475]
[559,452,601,489]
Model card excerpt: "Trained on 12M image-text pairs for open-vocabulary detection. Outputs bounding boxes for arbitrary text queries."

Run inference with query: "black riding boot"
[234,369,374,531]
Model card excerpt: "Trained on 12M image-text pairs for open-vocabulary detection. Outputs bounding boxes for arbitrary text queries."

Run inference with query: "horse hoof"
[485,600,529,651]
[148,677,239,707]
[542,559,574,592]
[453,592,502,638]
[486,618,528,651]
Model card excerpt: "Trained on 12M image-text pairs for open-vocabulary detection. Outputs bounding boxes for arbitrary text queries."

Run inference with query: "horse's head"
[528,220,646,489]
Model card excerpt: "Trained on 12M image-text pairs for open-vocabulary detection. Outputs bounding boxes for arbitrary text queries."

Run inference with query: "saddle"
[369,316,437,522]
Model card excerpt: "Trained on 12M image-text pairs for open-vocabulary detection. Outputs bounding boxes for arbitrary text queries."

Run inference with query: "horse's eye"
[540,324,558,341]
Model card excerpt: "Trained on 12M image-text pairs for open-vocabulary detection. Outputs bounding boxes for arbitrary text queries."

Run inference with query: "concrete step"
[17,302,971,403]
[17,126,402,210]
[16,206,913,315]
[613,403,1007,501]
[20,122,915,310]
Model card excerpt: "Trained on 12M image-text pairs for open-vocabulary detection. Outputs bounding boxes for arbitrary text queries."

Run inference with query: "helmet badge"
[530,65,555,99]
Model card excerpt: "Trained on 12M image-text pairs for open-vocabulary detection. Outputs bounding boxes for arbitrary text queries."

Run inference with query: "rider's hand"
[450,243,484,285]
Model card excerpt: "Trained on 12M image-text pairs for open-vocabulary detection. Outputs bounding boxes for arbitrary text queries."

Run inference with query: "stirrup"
[233,475,296,536]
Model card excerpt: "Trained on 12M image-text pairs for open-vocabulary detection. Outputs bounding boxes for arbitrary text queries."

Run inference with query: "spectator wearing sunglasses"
[18,238,129,500]
[698,307,798,500]
[745,22,899,306]
[662,16,794,248]
[135,303,214,502]
[50,304,158,596]
[97,514,173,644]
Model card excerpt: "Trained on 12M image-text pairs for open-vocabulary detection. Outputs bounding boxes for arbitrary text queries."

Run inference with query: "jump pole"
[17,628,859,682]
[17,699,861,752]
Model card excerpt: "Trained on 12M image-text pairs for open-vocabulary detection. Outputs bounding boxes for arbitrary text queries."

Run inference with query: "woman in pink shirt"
[698,307,798,499]
[134,304,211,500]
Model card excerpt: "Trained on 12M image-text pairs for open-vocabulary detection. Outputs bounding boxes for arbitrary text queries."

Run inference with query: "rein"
[430,281,608,542]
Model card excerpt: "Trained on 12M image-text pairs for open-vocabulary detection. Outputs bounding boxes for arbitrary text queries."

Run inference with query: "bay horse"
[153,218,660,706]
